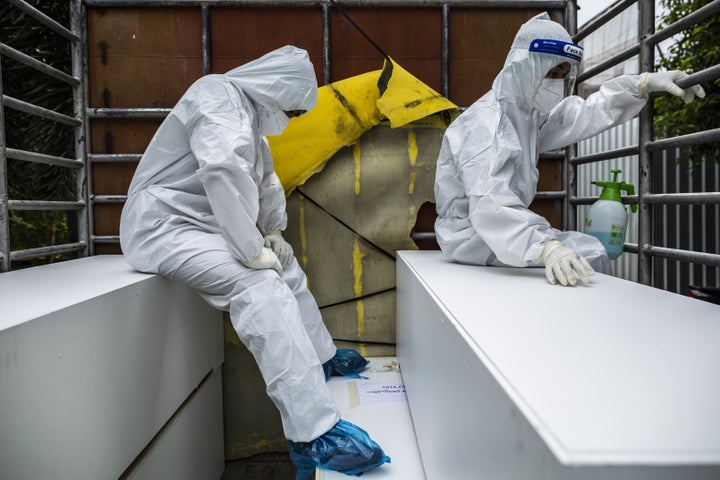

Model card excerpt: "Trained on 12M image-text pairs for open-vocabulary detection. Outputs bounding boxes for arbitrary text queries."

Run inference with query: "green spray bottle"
[584,169,637,260]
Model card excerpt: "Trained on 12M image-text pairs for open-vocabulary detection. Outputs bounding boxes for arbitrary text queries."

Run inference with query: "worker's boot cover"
[288,419,391,479]
[322,349,370,380]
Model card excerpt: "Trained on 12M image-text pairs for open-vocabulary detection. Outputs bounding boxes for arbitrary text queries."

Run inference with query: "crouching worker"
[119,45,389,479]
[434,13,705,287]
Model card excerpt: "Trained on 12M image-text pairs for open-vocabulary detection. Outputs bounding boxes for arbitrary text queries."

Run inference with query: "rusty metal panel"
[449,8,547,106]
[94,244,123,255]
[209,7,324,80]
[93,203,122,236]
[89,118,161,154]
[87,7,203,108]
[329,7,442,90]
[92,162,137,195]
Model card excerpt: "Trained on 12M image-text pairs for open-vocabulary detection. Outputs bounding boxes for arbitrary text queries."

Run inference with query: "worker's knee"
[228,273,295,331]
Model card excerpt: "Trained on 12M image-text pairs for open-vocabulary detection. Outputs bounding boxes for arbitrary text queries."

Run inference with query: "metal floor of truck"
[221,452,309,480]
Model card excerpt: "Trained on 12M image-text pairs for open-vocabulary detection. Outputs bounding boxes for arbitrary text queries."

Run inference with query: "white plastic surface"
[0,256,224,480]
[317,357,426,480]
[397,250,720,480]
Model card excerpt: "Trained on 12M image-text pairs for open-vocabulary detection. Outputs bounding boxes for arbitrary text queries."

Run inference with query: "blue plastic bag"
[288,419,391,479]
[323,349,370,380]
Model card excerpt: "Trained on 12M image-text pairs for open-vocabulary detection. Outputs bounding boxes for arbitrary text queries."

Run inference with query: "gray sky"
[577,1,614,27]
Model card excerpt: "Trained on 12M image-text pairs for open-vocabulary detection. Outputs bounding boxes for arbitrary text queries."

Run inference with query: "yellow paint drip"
[408,130,418,195]
[298,189,308,267]
[408,204,417,234]
[353,239,365,334]
[354,143,362,195]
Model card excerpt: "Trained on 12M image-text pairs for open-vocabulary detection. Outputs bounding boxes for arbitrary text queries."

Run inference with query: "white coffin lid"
[398,250,720,466]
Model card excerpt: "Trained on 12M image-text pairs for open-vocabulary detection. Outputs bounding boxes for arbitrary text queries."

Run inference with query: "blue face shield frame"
[528,39,584,62]
[529,38,583,98]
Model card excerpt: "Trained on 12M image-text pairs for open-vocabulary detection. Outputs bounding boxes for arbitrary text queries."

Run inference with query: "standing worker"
[119,45,389,479]
[434,12,705,286]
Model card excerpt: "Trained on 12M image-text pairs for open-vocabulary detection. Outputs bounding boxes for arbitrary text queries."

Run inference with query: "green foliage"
[1,1,76,267]
[655,0,720,164]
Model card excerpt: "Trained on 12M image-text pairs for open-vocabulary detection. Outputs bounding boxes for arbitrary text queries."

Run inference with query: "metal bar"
[2,95,81,127]
[637,0,654,285]
[72,0,90,259]
[674,64,720,90]
[645,0,720,47]
[646,128,720,152]
[201,3,211,75]
[0,55,9,272]
[539,151,565,161]
[410,231,436,241]
[323,3,330,85]
[575,44,640,84]
[535,191,566,199]
[6,148,83,169]
[89,153,143,163]
[570,195,639,206]
[564,0,577,232]
[442,3,449,99]
[10,242,87,262]
[93,235,121,243]
[0,44,80,87]
[7,0,80,42]
[8,200,85,211]
[565,0,576,36]
[573,0,636,43]
[86,107,171,119]
[642,245,720,268]
[570,145,639,166]
[642,192,720,205]
[566,142,577,229]
[86,0,567,6]
[92,195,128,203]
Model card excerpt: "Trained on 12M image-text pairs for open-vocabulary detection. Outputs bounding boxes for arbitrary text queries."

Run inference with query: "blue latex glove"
[322,349,370,380]
[288,419,391,480]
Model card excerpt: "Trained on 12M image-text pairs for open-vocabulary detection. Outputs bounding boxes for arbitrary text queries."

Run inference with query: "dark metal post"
[0,54,9,272]
[638,0,655,285]
[202,4,212,76]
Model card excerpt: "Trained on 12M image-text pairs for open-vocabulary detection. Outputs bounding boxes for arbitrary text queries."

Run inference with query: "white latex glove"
[263,230,294,267]
[639,71,706,104]
[540,240,595,287]
[242,247,283,274]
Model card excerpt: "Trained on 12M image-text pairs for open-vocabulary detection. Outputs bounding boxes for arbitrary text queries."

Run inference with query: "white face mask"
[534,78,565,114]
[258,109,290,136]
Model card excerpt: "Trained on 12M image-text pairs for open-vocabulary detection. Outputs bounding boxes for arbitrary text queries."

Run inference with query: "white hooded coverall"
[434,13,649,272]
[119,46,340,442]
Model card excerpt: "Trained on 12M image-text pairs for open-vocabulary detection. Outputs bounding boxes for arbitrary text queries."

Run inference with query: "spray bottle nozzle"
[591,169,637,213]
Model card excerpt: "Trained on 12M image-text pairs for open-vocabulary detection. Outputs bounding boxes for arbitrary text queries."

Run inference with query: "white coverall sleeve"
[188,90,265,264]
[539,75,647,152]
[257,138,288,234]
[462,130,556,267]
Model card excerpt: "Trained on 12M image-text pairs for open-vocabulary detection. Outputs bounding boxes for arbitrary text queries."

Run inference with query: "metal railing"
[568,0,720,288]
[0,0,88,272]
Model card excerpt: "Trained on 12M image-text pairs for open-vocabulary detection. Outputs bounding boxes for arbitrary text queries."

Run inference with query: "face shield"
[528,38,583,114]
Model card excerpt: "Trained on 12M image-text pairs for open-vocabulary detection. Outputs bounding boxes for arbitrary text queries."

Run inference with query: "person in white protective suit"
[119,46,389,478]
[434,13,705,286]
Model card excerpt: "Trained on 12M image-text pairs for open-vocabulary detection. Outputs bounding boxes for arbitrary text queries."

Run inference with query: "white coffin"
[0,256,224,480]
[396,250,720,480]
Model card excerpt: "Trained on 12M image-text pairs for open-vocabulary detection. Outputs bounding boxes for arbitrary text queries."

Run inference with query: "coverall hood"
[493,12,582,113]
[225,44,318,115]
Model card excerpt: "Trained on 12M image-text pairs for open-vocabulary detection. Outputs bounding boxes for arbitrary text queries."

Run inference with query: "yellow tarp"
[268,58,457,194]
